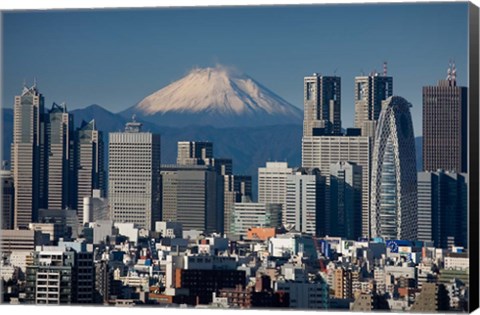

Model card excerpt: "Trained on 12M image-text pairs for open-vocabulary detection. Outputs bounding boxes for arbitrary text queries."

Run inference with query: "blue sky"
[2,2,469,135]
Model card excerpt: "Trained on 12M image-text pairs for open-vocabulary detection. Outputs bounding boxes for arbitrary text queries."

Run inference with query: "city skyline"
[1,2,476,312]
[2,2,469,136]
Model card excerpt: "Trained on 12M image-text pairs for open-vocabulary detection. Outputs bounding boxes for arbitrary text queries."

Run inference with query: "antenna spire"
[383,61,388,76]
[451,60,457,84]
[447,60,452,81]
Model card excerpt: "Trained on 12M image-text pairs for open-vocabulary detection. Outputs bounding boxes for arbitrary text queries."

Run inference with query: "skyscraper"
[370,96,417,240]
[46,102,74,210]
[108,117,161,230]
[76,120,105,224]
[330,161,362,240]
[302,136,371,237]
[303,74,341,136]
[354,71,393,138]
[258,162,294,224]
[285,168,324,235]
[422,64,468,173]
[175,140,241,236]
[11,83,45,227]
[417,171,468,248]
[161,164,223,233]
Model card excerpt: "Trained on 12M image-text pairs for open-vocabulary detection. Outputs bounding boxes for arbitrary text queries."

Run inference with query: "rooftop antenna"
[23,78,27,88]
[132,114,137,122]
[451,60,457,83]
[383,61,388,76]
[447,60,452,81]
[33,76,37,88]
[333,68,338,76]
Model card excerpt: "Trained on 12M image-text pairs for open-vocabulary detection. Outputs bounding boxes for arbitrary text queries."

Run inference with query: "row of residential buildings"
[0,223,470,310]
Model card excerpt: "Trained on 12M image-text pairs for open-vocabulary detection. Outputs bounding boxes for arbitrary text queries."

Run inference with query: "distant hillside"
[2,106,302,178]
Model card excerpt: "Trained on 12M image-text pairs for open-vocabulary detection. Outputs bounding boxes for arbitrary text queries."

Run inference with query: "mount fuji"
[120,65,303,127]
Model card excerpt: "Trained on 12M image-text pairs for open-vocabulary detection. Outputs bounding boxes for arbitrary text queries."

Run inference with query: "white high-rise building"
[302,136,371,237]
[76,120,104,224]
[370,96,417,240]
[108,117,161,230]
[46,102,74,210]
[11,83,45,227]
[258,162,293,224]
[285,168,324,235]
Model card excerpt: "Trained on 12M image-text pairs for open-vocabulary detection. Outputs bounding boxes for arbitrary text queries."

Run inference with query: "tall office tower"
[370,96,417,241]
[422,64,468,173]
[1,169,14,229]
[303,74,341,136]
[330,161,363,240]
[284,168,324,236]
[302,136,371,237]
[46,103,74,210]
[161,164,223,233]
[417,171,468,248]
[108,117,161,230]
[11,83,46,227]
[177,141,213,165]
[354,70,393,137]
[258,162,294,224]
[224,175,252,238]
[76,120,105,223]
[25,246,94,304]
[232,198,282,238]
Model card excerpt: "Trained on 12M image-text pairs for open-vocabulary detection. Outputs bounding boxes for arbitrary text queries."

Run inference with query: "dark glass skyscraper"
[417,171,468,248]
[422,64,468,173]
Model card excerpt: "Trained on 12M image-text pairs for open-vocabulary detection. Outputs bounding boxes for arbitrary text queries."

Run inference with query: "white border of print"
[0,1,478,315]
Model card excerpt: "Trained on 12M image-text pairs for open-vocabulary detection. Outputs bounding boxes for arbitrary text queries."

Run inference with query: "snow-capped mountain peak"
[122,65,302,127]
